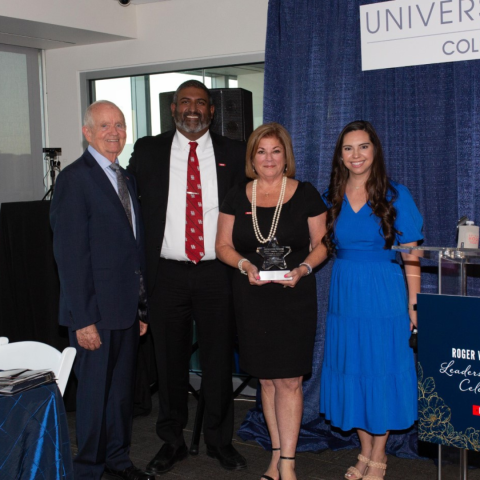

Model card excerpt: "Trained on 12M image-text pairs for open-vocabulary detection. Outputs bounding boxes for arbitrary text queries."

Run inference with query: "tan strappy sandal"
[363,458,387,480]
[344,453,370,480]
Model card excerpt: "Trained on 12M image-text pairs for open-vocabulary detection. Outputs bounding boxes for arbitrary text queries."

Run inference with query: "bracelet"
[408,303,417,311]
[299,262,313,275]
[238,258,250,275]
[406,274,421,278]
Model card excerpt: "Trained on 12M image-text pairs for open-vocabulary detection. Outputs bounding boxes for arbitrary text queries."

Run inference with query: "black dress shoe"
[206,444,247,471]
[145,442,188,474]
[104,465,155,480]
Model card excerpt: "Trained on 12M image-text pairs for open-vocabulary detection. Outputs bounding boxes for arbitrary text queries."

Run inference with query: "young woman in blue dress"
[320,121,423,480]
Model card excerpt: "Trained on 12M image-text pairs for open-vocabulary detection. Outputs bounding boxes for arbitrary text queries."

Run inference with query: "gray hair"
[172,80,213,106]
[83,100,125,128]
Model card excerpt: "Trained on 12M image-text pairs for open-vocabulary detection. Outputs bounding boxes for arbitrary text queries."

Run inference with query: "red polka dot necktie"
[185,141,205,263]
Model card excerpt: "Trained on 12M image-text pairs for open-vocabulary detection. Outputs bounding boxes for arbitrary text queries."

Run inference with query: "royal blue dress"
[320,182,423,434]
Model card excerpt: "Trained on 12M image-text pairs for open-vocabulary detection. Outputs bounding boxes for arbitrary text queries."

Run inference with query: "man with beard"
[127,80,247,474]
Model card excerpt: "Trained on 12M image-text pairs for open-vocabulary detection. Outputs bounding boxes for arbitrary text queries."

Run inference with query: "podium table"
[393,246,480,480]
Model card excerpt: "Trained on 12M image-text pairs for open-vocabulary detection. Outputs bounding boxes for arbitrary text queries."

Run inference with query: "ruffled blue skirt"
[320,250,417,434]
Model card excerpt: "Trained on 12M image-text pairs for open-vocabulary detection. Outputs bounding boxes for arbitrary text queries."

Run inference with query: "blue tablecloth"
[0,382,73,479]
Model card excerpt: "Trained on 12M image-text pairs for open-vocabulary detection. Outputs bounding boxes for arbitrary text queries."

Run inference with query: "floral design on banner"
[418,362,480,450]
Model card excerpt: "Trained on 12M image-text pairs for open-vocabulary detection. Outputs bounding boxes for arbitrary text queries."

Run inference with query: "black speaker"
[159,88,254,142]
[159,91,175,133]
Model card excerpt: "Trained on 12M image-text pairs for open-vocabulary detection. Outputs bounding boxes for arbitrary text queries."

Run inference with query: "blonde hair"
[245,122,296,179]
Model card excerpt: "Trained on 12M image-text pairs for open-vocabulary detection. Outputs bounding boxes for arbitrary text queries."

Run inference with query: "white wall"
[238,72,265,129]
[45,0,268,166]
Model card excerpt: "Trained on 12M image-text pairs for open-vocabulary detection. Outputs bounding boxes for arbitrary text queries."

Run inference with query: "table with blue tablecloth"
[0,382,73,479]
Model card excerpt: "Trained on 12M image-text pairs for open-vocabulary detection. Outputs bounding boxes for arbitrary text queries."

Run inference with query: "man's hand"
[139,320,148,336]
[76,324,102,350]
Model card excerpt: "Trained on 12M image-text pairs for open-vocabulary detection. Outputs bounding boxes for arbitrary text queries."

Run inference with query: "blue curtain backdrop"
[238,0,480,456]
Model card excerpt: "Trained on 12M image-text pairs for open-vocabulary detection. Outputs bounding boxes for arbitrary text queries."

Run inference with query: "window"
[90,63,264,167]
[0,44,44,204]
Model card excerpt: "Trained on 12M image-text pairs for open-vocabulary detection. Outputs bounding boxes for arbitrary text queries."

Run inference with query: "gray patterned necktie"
[109,163,133,229]
[109,163,147,322]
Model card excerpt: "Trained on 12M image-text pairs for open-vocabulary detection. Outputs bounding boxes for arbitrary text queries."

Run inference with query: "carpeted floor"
[66,390,480,479]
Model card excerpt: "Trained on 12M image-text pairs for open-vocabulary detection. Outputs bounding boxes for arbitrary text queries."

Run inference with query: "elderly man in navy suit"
[50,101,154,480]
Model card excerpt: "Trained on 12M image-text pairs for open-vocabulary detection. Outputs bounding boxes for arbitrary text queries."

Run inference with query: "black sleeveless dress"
[220,181,327,379]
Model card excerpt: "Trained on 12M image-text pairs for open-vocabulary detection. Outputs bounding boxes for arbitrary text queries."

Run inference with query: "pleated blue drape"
[238,0,480,455]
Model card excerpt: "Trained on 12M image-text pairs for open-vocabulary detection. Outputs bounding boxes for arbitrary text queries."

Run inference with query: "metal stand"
[188,340,252,455]
[439,250,468,480]
[42,149,61,201]
[460,449,467,480]
[189,389,205,455]
[394,246,480,480]
[436,445,467,480]
[438,445,442,480]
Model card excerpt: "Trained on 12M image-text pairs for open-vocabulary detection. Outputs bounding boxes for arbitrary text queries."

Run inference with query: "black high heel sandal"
[277,455,296,480]
[261,448,281,480]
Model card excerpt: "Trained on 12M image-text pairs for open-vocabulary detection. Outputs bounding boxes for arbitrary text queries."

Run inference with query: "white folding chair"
[0,341,76,396]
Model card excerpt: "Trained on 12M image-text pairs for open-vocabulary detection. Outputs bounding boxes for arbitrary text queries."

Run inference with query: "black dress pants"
[149,258,235,447]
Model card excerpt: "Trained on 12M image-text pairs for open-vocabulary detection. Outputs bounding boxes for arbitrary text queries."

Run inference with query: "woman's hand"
[409,309,417,330]
[274,212,328,289]
[243,262,271,286]
[400,241,420,332]
[273,266,307,288]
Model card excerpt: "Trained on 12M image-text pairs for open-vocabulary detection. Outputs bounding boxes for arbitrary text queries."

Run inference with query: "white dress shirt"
[161,130,219,261]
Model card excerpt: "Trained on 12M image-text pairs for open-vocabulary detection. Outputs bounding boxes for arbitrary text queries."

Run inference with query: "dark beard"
[174,109,211,134]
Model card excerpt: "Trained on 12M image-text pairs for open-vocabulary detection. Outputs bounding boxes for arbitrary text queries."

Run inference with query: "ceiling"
[0,16,132,50]
[0,1,172,50]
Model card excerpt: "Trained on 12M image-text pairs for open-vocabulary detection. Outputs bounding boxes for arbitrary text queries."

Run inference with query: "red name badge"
[472,405,480,416]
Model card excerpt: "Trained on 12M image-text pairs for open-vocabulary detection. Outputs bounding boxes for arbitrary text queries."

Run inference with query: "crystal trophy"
[256,237,292,281]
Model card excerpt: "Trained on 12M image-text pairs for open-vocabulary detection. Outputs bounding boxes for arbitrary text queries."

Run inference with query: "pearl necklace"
[251,175,287,244]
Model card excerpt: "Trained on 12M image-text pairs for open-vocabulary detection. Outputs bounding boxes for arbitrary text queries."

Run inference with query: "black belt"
[160,258,216,266]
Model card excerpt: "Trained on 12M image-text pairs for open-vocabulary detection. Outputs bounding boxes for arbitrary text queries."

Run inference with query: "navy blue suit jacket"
[50,149,146,331]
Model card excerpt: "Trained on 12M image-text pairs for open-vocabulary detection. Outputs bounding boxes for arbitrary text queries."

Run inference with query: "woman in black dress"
[216,123,328,480]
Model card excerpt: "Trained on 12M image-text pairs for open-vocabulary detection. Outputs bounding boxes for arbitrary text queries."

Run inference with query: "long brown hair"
[322,120,398,254]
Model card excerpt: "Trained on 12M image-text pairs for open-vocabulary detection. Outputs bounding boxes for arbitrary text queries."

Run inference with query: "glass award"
[256,237,292,281]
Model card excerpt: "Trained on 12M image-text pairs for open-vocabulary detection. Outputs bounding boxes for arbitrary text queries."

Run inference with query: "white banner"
[360,0,480,71]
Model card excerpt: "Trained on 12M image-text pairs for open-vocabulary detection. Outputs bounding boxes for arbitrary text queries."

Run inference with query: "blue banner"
[418,293,480,450]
